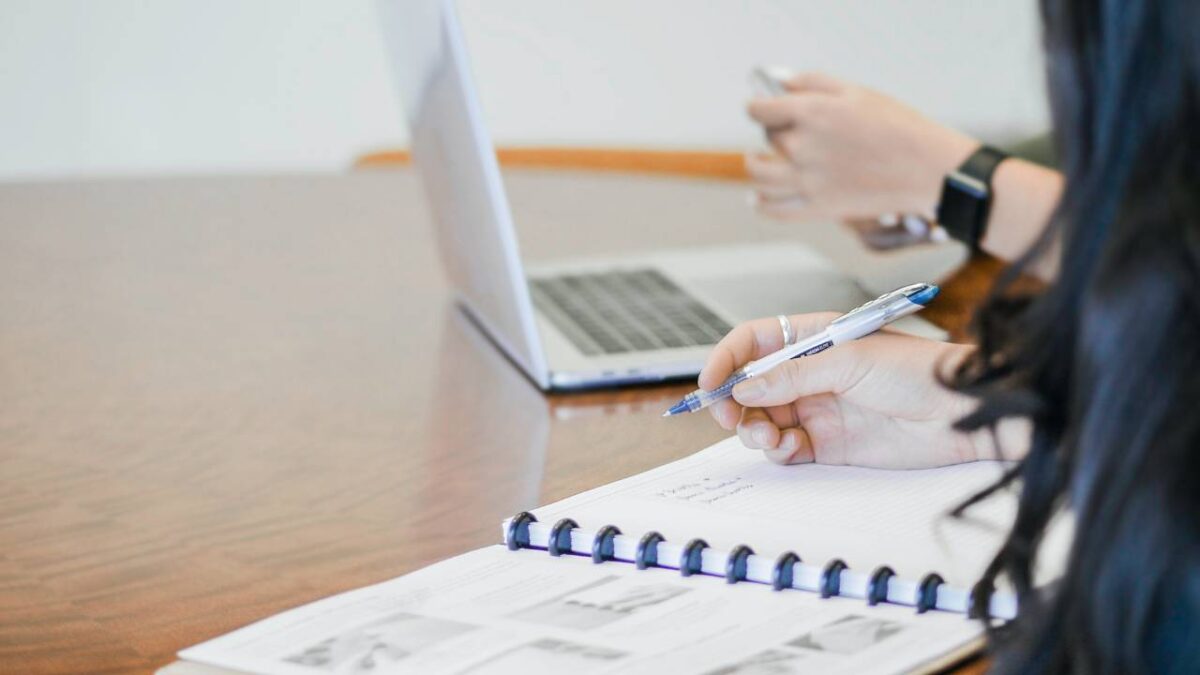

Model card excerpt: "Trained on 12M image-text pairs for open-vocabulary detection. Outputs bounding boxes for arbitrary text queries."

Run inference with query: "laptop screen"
[377,0,549,387]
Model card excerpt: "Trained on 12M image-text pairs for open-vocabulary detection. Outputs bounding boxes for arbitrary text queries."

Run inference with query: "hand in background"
[745,72,977,223]
[699,313,1002,469]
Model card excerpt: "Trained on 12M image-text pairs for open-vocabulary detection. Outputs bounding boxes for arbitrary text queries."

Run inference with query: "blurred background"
[0,0,1047,181]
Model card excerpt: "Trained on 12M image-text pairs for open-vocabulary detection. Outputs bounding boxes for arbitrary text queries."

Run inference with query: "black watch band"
[935,145,1008,249]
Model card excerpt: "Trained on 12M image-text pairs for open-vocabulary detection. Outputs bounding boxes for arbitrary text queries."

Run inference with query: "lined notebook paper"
[167,437,1071,675]
[531,436,1070,597]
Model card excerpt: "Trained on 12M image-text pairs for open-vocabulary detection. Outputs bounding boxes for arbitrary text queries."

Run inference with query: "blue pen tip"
[908,284,940,306]
[663,400,690,417]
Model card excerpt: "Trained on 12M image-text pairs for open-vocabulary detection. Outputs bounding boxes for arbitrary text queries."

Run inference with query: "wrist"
[906,132,978,217]
[949,344,1032,461]
[939,344,1003,464]
[968,416,1033,462]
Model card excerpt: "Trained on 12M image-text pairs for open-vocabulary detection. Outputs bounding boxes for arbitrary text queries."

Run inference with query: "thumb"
[732,346,865,407]
[754,191,848,224]
[754,193,836,223]
[783,71,846,94]
[746,97,797,130]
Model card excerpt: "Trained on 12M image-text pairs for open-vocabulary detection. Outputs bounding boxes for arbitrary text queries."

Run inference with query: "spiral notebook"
[165,437,1070,675]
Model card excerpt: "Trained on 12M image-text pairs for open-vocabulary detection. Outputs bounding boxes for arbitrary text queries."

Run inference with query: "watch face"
[936,173,989,243]
[946,171,989,199]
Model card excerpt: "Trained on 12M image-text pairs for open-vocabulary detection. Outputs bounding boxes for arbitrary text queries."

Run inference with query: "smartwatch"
[936,145,1009,250]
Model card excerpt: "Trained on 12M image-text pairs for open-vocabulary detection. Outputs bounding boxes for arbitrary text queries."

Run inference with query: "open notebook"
[162,437,1070,675]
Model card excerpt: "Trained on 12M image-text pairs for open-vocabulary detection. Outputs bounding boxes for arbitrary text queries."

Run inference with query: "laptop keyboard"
[529,269,733,355]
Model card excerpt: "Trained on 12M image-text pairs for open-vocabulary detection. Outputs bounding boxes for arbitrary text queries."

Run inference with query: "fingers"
[764,428,816,465]
[745,153,815,217]
[744,152,795,189]
[699,312,840,391]
[754,194,838,222]
[747,74,839,131]
[746,97,799,130]
[737,407,780,449]
[782,71,846,94]
[699,317,783,391]
[708,398,741,431]
[732,343,867,408]
[737,407,815,465]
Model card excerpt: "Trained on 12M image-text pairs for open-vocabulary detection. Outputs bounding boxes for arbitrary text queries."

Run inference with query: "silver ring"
[777,314,795,346]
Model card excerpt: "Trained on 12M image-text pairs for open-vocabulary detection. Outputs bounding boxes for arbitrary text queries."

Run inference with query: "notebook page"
[179,546,983,675]
[532,436,1069,589]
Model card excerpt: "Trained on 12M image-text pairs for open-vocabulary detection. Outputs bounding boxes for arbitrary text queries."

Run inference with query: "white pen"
[662,283,940,417]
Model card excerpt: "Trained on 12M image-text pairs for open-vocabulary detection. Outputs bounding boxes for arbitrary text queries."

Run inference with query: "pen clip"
[830,290,899,326]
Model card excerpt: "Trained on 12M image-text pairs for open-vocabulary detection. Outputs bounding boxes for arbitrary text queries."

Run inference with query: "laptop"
[377,0,928,391]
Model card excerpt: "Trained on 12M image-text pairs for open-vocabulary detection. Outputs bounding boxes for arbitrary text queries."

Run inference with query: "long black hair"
[949,0,1200,672]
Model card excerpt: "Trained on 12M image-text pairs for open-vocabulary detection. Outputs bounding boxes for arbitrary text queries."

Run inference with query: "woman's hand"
[745,72,977,222]
[699,313,1013,469]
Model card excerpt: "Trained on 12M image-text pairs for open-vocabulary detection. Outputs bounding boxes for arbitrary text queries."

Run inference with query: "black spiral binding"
[508,512,958,615]
[915,572,944,613]
[771,551,801,591]
[725,545,754,584]
[680,539,709,577]
[547,518,579,557]
[591,525,621,564]
[867,566,895,606]
[506,511,537,551]
[820,559,848,598]
[967,579,994,619]
[636,531,665,570]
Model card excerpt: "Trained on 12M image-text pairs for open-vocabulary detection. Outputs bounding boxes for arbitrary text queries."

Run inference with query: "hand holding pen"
[665,283,938,416]
[665,284,996,469]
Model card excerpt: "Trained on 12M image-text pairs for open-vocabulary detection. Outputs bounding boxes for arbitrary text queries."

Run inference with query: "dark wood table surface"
[0,169,998,673]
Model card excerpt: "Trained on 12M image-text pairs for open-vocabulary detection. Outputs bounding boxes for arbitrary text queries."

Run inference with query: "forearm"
[978,158,1064,280]
[908,140,1064,280]
[742,74,1064,279]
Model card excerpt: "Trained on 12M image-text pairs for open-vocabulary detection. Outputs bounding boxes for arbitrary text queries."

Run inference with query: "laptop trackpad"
[688,270,871,322]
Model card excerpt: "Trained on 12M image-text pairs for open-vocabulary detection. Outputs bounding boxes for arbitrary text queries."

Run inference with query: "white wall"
[0,1,1048,181]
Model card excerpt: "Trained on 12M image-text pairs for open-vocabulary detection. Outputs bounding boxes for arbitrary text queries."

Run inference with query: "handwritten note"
[653,476,754,505]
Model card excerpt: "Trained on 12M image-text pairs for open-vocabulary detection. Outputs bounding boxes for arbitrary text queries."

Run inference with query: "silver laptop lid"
[377,0,550,388]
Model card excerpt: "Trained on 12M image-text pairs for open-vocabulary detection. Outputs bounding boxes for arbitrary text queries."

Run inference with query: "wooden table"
[0,169,997,673]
